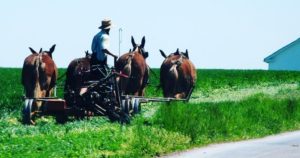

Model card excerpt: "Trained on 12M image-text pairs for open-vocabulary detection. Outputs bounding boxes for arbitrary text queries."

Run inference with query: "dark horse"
[22,44,57,124]
[115,36,149,96]
[159,49,197,99]
[64,51,91,104]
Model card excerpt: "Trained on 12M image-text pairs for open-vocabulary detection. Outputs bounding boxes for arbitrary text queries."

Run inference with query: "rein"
[147,65,158,81]
[57,72,66,82]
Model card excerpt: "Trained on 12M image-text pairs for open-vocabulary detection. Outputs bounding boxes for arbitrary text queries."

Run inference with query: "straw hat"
[98,19,112,29]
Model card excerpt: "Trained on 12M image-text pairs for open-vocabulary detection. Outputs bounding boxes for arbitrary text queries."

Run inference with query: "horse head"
[85,50,92,59]
[160,48,189,59]
[29,44,56,58]
[159,49,186,70]
[131,36,149,59]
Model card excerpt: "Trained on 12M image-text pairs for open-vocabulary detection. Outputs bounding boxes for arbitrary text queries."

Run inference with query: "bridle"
[133,45,148,59]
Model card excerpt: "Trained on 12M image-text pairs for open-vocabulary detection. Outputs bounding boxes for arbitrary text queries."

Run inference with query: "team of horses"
[22,37,196,124]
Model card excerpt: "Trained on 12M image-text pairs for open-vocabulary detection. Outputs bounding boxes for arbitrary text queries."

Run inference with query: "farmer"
[90,19,116,79]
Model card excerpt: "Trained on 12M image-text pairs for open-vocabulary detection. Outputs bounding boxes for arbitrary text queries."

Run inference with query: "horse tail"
[123,54,133,76]
[119,54,134,94]
[169,63,179,80]
[33,56,42,99]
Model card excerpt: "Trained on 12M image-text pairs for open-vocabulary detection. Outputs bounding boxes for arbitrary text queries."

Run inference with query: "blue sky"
[1,0,300,69]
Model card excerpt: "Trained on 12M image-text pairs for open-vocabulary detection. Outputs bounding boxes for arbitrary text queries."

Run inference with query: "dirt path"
[161,130,300,158]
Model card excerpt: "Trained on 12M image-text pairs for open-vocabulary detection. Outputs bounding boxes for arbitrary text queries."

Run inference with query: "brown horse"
[64,51,91,99]
[115,36,149,96]
[159,49,197,99]
[21,44,58,123]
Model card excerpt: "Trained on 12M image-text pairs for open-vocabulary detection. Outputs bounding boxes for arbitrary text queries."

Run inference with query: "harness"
[170,55,184,72]
[121,48,149,84]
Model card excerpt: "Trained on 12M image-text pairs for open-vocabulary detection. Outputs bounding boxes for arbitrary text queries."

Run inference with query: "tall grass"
[154,92,300,145]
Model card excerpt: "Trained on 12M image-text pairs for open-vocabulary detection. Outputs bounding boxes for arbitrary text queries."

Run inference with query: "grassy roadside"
[154,91,300,146]
[1,68,300,157]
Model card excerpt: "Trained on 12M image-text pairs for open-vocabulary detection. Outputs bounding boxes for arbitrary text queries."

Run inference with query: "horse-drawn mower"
[22,53,194,125]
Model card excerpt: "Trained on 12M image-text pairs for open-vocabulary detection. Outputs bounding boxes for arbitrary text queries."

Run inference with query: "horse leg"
[134,91,139,96]
[138,88,145,96]
[46,89,51,97]
[174,92,186,99]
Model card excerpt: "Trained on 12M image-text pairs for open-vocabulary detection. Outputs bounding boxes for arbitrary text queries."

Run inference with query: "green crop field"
[1,68,300,158]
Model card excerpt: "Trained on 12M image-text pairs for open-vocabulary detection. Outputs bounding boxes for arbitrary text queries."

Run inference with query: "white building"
[264,38,300,71]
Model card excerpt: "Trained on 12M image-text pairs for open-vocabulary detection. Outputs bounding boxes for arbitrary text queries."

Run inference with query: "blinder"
[138,47,149,59]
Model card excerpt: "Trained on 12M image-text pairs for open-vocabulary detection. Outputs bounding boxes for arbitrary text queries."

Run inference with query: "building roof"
[264,38,300,63]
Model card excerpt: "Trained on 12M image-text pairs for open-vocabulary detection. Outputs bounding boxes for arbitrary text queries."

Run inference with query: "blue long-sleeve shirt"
[91,30,110,62]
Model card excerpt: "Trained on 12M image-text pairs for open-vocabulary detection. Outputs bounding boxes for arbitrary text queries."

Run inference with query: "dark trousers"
[90,53,108,80]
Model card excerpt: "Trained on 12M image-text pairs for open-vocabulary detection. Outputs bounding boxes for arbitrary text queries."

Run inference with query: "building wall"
[268,43,300,71]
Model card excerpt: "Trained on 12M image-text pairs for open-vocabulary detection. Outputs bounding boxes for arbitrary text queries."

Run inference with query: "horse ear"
[159,49,167,58]
[175,48,180,55]
[140,36,146,48]
[39,48,43,53]
[185,49,189,59]
[29,47,37,54]
[129,49,132,52]
[131,36,136,47]
[49,44,56,54]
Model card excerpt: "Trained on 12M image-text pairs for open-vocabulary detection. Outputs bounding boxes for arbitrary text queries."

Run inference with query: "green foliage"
[1,68,300,157]
[0,68,66,115]
[196,69,300,92]
[122,117,190,158]
[154,93,300,145]
[0,68,23,113]
[0,118,125,158]
[0,116,190,158]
